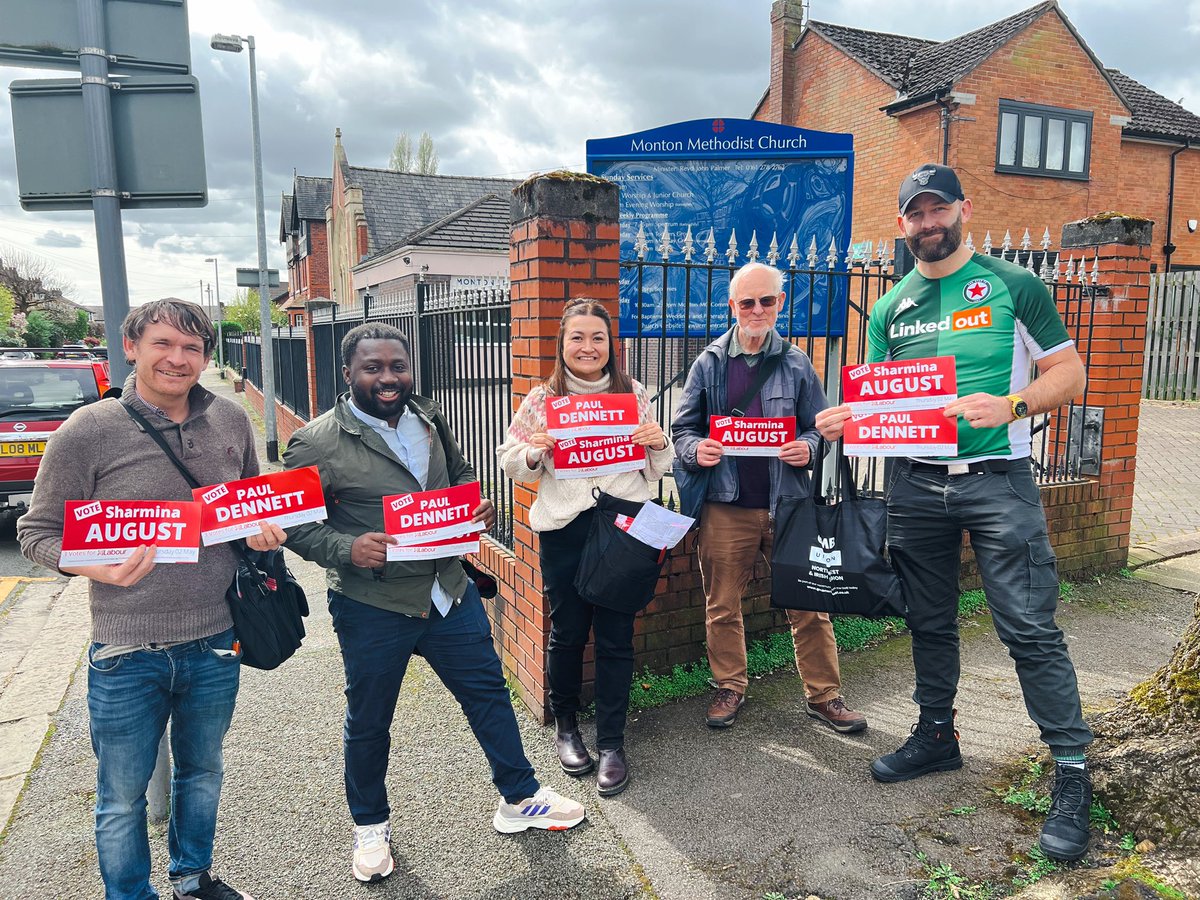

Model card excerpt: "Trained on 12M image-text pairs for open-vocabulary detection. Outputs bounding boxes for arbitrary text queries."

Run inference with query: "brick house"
[279,173,333,328]
[324,129,518,309]
[756,0,1200,271]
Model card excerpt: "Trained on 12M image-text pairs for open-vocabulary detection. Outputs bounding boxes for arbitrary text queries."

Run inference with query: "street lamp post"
[205,256,224,373]
[211,32,279,461]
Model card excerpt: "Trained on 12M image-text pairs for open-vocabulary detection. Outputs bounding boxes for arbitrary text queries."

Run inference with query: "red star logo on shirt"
[964,279,991,302]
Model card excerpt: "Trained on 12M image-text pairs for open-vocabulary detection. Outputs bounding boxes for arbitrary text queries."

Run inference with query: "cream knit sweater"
[497,371,675,533]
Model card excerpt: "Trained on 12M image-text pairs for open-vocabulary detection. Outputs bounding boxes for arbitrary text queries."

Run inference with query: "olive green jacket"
[282,394,471,615]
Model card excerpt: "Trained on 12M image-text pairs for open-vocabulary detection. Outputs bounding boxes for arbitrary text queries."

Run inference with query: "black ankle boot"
[870,712,962,782]
[554,715,594,776]
[597,747,629,797]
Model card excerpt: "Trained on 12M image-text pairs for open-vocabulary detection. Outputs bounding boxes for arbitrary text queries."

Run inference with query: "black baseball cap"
[898,164,965,214]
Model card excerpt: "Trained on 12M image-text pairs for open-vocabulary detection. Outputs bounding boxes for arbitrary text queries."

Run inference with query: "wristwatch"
[1007,394,1029,420]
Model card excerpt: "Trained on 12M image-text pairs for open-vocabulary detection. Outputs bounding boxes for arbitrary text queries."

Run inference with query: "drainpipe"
[938,98,953,165]
[1164,140,1191,273]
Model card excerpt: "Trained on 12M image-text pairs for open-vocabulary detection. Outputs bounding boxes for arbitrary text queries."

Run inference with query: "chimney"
[770,0,805,125]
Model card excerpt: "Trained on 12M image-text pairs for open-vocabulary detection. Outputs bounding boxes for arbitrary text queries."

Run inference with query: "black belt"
[903,457,1027,476]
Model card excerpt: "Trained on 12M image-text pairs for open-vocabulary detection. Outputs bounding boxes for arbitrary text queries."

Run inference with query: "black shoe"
[1039,763,1092,861]
[554,714,595,776]
[870,714,962,782]
[597,747,629,797]
[173,872,252,899]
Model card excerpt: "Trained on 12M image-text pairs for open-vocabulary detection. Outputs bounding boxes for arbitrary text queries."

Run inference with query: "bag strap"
[730,351,782,417]
[120,401,257,568]
[809,438,859,503]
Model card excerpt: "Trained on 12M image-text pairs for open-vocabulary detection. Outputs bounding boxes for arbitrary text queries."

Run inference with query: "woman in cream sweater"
[497,299,673,797]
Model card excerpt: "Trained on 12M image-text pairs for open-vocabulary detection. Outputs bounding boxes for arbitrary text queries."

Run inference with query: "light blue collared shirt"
[348,399,454,616]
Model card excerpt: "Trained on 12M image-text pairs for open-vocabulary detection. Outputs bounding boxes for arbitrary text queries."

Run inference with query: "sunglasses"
[735,295,779,311]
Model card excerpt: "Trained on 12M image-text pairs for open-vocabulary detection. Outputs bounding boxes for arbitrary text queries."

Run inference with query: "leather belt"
[904,457,1027,476]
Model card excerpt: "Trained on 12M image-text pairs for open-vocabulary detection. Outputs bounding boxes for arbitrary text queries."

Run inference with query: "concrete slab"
[1134,552,1200,593]
[0,578,88,723]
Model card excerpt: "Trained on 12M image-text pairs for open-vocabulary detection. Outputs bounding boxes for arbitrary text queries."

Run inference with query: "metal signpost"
[2,0,204,387]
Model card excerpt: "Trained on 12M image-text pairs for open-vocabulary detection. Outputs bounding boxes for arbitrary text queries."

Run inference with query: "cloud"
[35,229,85,249]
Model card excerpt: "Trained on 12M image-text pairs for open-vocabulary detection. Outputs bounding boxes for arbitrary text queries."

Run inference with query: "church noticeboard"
[586,119,853,338]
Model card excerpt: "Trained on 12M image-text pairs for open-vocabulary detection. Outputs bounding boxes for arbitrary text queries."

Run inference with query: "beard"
[906,213,964,263]
[350,380,412,420]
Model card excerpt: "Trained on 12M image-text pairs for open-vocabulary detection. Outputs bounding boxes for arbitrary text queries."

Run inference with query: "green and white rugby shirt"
[866,252,1072,463]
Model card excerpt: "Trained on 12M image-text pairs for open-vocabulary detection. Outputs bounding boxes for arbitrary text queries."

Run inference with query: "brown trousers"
[697,502,841,700]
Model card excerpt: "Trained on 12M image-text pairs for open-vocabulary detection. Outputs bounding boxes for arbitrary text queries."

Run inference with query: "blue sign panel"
[587,119,854,338]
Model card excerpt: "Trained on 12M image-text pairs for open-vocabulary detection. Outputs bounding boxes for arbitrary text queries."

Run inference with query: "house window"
[996,100,1092,180]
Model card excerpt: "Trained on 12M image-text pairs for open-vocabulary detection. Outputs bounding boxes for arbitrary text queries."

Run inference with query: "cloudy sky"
[0,0,1197,309]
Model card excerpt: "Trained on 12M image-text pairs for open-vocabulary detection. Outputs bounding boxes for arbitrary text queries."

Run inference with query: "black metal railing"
[619,243,1095,505]
[224,326,310,421]
[309,281,515,548]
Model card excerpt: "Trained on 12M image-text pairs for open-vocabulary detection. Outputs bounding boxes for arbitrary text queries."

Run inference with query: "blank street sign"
[10,75,208,210]
[236,269,281,288]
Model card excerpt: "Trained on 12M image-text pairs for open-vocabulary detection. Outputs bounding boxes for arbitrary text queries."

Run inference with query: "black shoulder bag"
[769,439,904,619]
[572,489,669,614]
[121,403,309,670]
[672,351,783,522]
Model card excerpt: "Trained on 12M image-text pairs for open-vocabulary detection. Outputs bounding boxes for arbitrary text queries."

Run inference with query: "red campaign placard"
[842,356,957,415]
[709,415,796,457]
[386,531,481,561]
[545,393,639,439]
[60,500,201,566]
[192,466,327,546]
[383,482,484,548]
[842,408,958,457]
[552,435,646,480]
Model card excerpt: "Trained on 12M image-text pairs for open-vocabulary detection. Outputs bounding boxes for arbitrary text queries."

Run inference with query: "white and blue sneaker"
[492,786,586,833]
[352,821,394,882]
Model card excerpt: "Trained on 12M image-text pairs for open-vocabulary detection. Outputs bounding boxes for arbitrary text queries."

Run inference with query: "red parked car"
[0,352,111,524]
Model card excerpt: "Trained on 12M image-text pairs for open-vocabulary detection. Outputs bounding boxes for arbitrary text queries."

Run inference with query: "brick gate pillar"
[497,172,620,721]
[1059,215,1153,571]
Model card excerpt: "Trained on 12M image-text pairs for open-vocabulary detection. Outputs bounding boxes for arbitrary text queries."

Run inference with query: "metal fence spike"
[787,233,801,268]
[1091,253,1100,284]
[747,230,760,262]
[767,231,780,266]
[682,225,695,262]
[1021,228,1032,251]
[983,231,993,254]
[705,227,717,262]
[1040,250,1054,281]
[965,231,975,251]
[807,235,819,268]
[634,223,648,260]
[1066,255,1076,279]
[727,229,739,264]
[1041,227,1052,250]
[1002,229,1012,253]
[658,223,673,260]
[1025,249,1037,274]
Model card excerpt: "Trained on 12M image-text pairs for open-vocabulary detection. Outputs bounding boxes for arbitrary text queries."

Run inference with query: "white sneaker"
[352,821,394,882]
[492,786,586,834]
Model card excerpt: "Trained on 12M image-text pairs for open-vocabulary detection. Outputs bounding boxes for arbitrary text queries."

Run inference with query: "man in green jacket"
[284,323,585,884]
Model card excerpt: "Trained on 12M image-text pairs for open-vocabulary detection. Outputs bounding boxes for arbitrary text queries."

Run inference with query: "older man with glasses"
[671,262,867,732]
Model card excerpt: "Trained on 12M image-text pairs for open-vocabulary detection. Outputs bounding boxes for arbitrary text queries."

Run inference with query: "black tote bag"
[770,441,904,618]
[573,491,669,614]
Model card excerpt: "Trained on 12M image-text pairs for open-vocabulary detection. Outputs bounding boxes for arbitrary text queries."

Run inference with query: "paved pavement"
[0,371,1196,899]
[1130,400,1200,563]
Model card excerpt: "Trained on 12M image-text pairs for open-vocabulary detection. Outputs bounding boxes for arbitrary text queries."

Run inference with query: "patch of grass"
[1012,845,1059,888]
[949,805,977,816]
[916,852,1004,900]
[1090,799,1120,834]
[1119,833,1136,851]
[1059,580,1075,602]
[1118,567,1133,578]
[1001,786,1051,814]
[1113,857,1189,900]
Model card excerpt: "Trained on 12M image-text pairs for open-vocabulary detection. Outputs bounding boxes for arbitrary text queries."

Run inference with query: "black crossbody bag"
[121,402,309,670]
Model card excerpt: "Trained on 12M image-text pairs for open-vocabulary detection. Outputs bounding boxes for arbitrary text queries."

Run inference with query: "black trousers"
[539,509,636,751]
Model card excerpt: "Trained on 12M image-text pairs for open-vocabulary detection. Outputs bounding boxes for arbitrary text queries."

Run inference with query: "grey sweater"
[18,375,259,644]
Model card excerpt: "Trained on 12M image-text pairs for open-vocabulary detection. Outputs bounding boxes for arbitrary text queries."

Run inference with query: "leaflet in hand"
[709,415,795,456]
[615,502,694,550]
[545,393,639,439]
[842,408,958,457]
[192,466,327,546]
[553,435,646,479]
[60,500,202,565]
[386,531,482,561]
[383,482,485,554]
[842,356,957,416]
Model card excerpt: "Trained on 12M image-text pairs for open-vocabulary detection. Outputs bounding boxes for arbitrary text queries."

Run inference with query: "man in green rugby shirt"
[817,164,1093,862]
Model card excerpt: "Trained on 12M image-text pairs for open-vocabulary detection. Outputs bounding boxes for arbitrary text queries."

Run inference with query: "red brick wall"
[1118,141,1200,270]
[305,223,330,297]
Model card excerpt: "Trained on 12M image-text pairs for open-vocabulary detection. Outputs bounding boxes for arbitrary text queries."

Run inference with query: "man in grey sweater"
[19,300,283,900]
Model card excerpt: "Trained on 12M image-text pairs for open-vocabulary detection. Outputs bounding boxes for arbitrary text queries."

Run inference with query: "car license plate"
[0,441,46,458]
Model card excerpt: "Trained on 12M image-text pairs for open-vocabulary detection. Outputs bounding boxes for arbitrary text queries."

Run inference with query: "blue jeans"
[328,583,539,825]
[87,627,241,900]
[887,460,1092,755]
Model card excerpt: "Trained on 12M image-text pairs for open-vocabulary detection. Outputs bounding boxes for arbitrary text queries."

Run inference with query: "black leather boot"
[596,747,629,797]
[554,714,594,776]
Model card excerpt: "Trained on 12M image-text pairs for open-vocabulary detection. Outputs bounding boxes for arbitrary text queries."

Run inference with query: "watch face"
[1014,400,1029,418]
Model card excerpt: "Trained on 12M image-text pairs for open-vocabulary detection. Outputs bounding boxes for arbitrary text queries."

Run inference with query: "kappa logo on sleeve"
[390,493,415,512]
[713,416,733,428]
[74,501,104,521]
[550,396,571,410]
[896,297,918,313]
[201,484,229,504]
